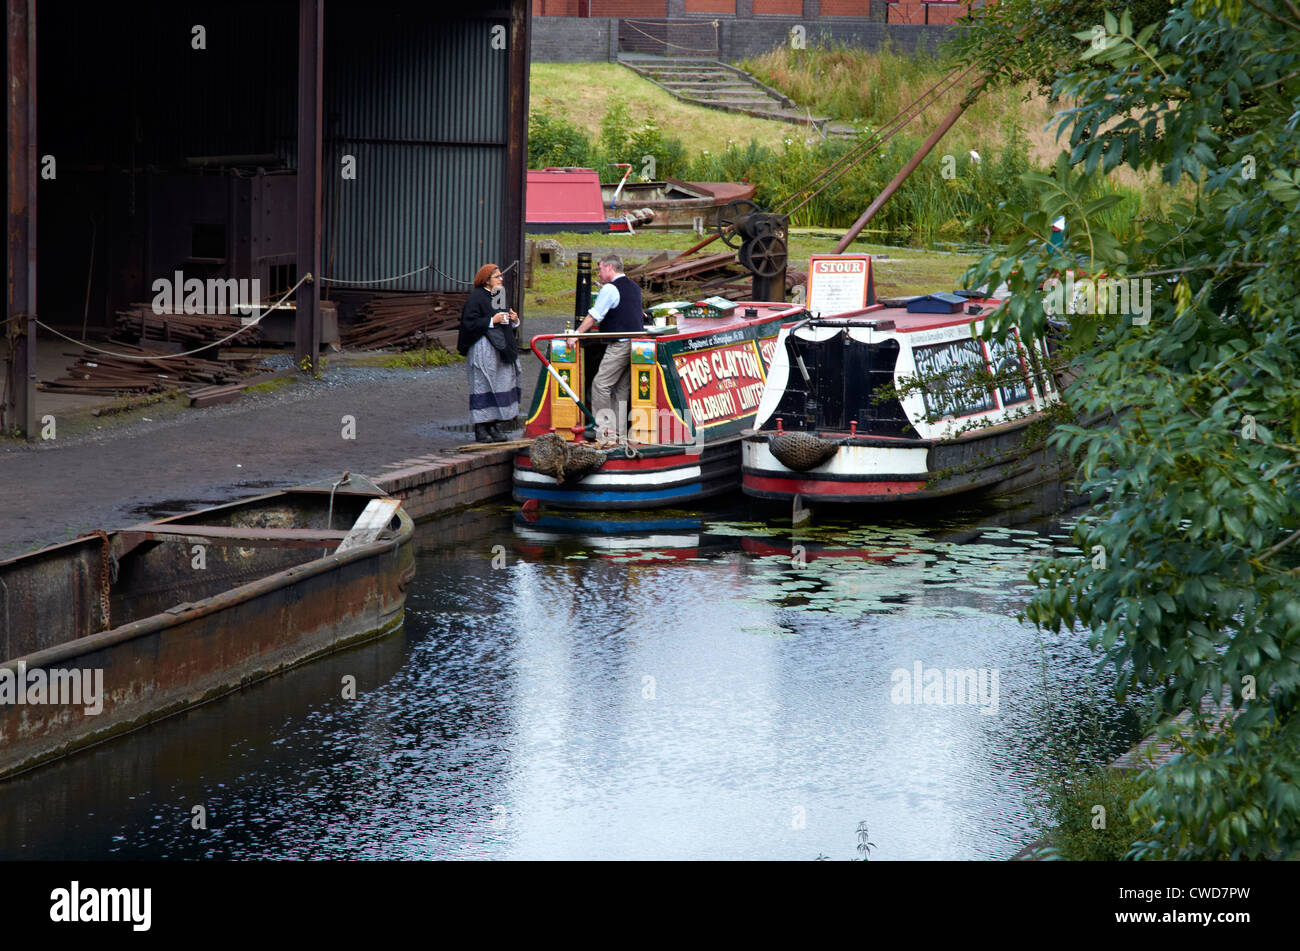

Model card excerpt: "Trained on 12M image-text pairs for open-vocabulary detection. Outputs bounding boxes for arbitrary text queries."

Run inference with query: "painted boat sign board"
[806,254,874,316]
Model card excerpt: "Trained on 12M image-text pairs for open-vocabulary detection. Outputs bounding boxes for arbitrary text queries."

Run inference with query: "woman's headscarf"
[473,264,499,289]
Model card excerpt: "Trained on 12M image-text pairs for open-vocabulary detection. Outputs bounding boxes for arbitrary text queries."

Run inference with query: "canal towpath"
[0,318,572,559]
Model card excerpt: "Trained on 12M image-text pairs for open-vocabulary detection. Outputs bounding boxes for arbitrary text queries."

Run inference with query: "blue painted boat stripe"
[516,483,706,503]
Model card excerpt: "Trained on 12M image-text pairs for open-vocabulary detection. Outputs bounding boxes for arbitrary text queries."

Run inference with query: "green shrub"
[599,102,633,164]
[1031,767,1150,861]
[382,347,463,368]
[528,111,595,168]
[626,120,689,180]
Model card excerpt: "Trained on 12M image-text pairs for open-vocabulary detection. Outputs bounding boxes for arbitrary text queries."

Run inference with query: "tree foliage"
[952,0,1171,95]
[960,0,1300,858]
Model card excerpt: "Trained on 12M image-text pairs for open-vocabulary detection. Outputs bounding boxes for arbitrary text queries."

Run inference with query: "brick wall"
[531,0,972,18]
[531,12,957,62]
[531,16,619,61]
[590,0,669,13]
[532,0,581,14]
[374,451,517,522]
[887,0,967,24]
[719,17,951,59]
[819,0,870,14]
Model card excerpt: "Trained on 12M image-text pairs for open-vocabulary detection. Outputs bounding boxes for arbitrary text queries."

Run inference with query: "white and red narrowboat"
[513,300,806,510]
[741,288,1063,506]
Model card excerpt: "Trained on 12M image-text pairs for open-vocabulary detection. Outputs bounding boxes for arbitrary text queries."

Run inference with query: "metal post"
[505,0,530,317]
[832,76,986,253]
[575,252,592,318]
[295,0,323,373]
[5,0,37,439]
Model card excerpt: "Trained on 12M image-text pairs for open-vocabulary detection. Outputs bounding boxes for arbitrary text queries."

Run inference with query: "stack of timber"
[40,342,262,397]
[340,292,466,350]
[113,305,263,350]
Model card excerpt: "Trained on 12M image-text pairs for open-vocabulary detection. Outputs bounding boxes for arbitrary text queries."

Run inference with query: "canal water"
[0,492,1138,860]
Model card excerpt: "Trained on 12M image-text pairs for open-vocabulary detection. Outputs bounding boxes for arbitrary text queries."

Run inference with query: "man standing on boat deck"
[575,253,645,446]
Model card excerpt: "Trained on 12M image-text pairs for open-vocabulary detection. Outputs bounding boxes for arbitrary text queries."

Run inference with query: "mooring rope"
[33,274,312,362]
[92,529,113,631]
[322,258,519,289]
[621,19,719,55]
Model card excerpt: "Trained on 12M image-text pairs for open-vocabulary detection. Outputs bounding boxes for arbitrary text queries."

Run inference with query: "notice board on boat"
[806,254,874,316]
[672,339,768,428]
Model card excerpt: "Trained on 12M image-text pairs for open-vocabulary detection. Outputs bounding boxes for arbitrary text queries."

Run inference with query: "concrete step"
[620,55,844,131]
[629,58,724,67]
[688,96,783,107]
[640,70,736,81]
[661,86,760,96]
[659,81,754,90]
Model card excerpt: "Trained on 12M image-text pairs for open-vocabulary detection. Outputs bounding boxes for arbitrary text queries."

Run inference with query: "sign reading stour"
[806,254,873,316]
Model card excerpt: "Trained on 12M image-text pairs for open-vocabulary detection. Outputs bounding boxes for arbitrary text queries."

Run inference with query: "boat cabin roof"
[811,298,1001,333]
[652,301,805,339]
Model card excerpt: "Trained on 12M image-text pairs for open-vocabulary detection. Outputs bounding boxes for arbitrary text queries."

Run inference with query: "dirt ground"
[0,322,567,559]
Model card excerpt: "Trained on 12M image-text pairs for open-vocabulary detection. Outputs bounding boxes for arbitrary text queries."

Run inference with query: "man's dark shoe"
[487,421,511,442]
[474,422,495,443]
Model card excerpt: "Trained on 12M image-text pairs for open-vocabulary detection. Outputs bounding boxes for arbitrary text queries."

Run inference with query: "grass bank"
[529,48,1179,244]
[530,63,806,154]
[522,230,980,315]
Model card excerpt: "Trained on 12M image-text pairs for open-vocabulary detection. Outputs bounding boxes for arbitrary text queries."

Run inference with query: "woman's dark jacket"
[457,286,516,360]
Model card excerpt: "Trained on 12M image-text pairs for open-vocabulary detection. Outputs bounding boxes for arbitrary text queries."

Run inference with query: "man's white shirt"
[587,273,626,324]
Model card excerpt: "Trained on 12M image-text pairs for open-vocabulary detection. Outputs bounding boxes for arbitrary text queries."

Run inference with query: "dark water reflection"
[0,490,1136,860]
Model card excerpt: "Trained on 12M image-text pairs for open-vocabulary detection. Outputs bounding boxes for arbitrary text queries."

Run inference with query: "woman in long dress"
[456,264,521,443]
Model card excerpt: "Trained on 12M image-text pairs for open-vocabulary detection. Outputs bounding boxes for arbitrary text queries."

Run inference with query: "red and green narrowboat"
[514,300,806,510]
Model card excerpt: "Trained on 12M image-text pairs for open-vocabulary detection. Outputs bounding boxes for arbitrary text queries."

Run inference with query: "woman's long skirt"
[466,335,521,424]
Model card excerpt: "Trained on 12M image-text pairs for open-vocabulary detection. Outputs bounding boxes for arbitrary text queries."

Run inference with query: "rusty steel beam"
[295,0,323,372]
[505,0,530,316]
[137,527,349,549]
[5,0,37,439]
[833,76,987,254]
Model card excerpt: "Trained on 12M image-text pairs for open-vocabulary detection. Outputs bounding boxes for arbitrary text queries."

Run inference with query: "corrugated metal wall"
[35,0,521,319]
[323,8,512,293]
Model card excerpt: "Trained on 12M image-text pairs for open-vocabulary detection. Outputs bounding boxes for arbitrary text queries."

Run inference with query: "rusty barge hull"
[0,484,414,780]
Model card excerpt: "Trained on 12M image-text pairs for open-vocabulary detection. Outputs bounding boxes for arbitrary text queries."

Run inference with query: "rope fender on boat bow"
[768,430,839,472]
[530,432,608,483]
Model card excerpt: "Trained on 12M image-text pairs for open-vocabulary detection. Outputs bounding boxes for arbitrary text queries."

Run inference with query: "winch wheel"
[718,199,762,249]
[742,232,788,279]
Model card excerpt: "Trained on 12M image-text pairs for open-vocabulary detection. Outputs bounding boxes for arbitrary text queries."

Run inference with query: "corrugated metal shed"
[323,9,513,293]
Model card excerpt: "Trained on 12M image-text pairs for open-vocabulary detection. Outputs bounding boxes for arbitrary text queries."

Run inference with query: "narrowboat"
[513,510,728,561]
[0,474,414,780]
[742,291,1064,506]
[513,299,806,510]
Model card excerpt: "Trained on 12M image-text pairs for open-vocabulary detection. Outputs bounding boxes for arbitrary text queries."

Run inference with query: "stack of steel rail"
[40,342,261,396]
[339,291,466,350]
[113,306,263,350]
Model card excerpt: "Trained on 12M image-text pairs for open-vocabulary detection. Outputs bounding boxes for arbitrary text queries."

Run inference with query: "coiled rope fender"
[529,433,608,483]
[769,431,839,472]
